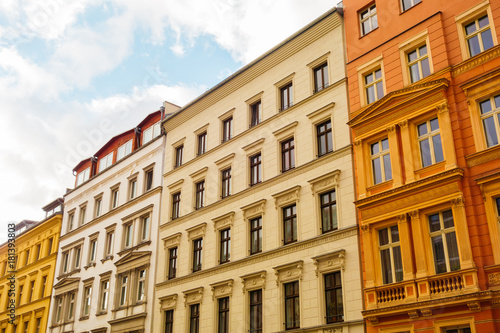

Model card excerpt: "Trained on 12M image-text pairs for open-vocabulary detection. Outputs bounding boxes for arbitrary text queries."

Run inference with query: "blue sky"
[0,0,336,241]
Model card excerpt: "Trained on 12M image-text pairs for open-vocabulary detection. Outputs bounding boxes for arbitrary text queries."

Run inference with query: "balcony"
[365,268,479,310]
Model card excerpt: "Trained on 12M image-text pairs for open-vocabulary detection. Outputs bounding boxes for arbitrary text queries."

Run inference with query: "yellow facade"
[0,206,61,333]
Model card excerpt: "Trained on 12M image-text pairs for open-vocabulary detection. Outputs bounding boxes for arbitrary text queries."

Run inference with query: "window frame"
[145,168,154,192]
[359,4,378,37]
[168,247,178,279]
[249,153,262,186]
[313,62,329,93]
[221,168,232,198]
[250,101,262,127]
[192,238,203,272]
[281,137,295,172]
[129,177,138,200]
[172,192,181,220]
[82,284,92,317]
[250,216,263,255]
[99,279,110,313]
[197,131,207,156]
[370,137,392,185]
[417,117,444,168]
[195,180,205,210]
[249,289,263,333]
[324,271,343,323]
[320,190,338,233]
[284,281,300,330]
[117,139,133,161]
[98,152,114,173]
[217,296,230,333]
[94,196,103,218]
[219,228,231,264]
[189,303,200,333]
[378,225,404,284]
[427,209,461,274]
[316,120,333,157]
[401,0,421,12]
[111,186,119,209]
[280,82,293,111]
[283,204,298,245]
[222,117,233,143]
[175,145,184,168]
[164,309,174,333]
[76,167,90,186]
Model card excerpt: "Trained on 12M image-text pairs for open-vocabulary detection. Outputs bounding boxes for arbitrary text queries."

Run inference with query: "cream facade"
[154,8,363,333]
[47,112,169,333]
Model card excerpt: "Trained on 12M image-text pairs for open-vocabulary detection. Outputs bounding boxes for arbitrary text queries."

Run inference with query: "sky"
[0,0,338,242]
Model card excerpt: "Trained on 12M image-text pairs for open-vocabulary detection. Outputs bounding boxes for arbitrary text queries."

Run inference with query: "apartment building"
[153,7,363,333]
[0,199,62,333]
[47,104,179,333]
[344,0,500,332]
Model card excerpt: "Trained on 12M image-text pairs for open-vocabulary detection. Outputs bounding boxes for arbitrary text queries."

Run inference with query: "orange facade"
[344,0,500,332]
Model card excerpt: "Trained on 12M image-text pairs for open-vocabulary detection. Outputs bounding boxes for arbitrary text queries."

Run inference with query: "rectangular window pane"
[383,154,392,181]
[483,116,499,147]
[481,29,494,51]
[432,134,444,163]
[431,235,447,274]
[419,139,432,167]
[249,290,262,333]
[446,232,461,271]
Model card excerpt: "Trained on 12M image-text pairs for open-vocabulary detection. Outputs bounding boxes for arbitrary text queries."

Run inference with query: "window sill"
[359,27,378,39]
[366,179,394,192]
[117,240,151,257]
[95,311,107,317]
[414,160,446,176]
[100,255,113,263]
[84,262,96,270]
[79,315,89,321]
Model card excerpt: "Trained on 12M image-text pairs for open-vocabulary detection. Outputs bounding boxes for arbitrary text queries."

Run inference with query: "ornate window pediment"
[186,223,207,240]
[241,199,266,220]
[312,249,345,276]
[308,170,340,195]
[183,287,204,307]
[212,212,234,232]
[210,279,233,300]
[272,186,301,210]
[240,271,267,293]
[273,260,303,286]
[162,232,181,249]
[159,294,178,311]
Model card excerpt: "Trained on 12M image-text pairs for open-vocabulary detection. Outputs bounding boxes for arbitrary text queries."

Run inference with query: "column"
[397,214,414,280]
[387,125,403,187]
[361,223,375,288]
[354,139,367,198]
[398,120,415,183]
[409,210,428,278]
[436,103,458,170]
[451,196,474,269]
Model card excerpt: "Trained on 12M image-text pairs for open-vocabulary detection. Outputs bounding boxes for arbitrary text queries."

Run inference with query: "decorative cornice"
[465,144,500,168]
[355,168,464,207]
[210,279,234,300]
[242,138,265,152]
[273,260,303,286]
[240,271,267,293]
[452,44,500,77]
[312,249,345,276]
[241,199,267,220]
[186,223,207,241]
[160,145,352,229]
[156,226,357,289]
[308,169,340,195]
[272,185,301,209]
[212,212,235,232]
[183,287,204,307]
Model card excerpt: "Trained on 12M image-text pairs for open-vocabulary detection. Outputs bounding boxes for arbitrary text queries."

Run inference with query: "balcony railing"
[428,273,464,295]
[376,285,406,304]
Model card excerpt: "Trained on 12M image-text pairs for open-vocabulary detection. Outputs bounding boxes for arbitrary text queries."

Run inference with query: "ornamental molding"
[452,44,500,77]
[159,294,178,310]
[241,199,267,220]
[214,153,235,167]
[273,260,303,286]
[210,279,234,300]
[465,144,500,168]
[212,212,235,232]
[488,272,500,286]
[156,226,357,289]
[240,271,267,293]
[242,138,265,153]
[451,196,465,208]
[160,145,351,229]
[272,185,301,209]
[183,287,204,307]
[189,167,208,181]
[308,169,340,195]
[162,232,182,249]
[312,249,345,276]
[186,223,207,241]
[167,179,184,191]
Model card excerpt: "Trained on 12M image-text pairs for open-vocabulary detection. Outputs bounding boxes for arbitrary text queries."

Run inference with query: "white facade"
[48,132,165,333]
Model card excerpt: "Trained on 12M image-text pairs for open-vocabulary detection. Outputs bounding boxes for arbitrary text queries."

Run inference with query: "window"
[320,191,337,233]
[250,217,262,255]
[418,118,444,167]
[402,0,421,11]
[407,44,430,83]
[67,292,75,320]
[82,285,92,316]
[222,117,233,142]
[379,226,403,284]
[24,249,30,266]
[218,297,229,333]
[371,138,392,184]
[325,272,343,323]
[98,152,113,172]
[73,246,81,269]
[360,5,378,36]
[111,188,119,209]
[79,206,86,226]
[145,169,154,191]
[62,252,69,273]
[41,276,47,297]
[168,247,178,279]
[284,281,300,330]
[35,318,41,333]
[124,223,133,248]
[100,279,110,312]
[68,213,74,231]
[249,290,262,333]
[281,138,295,172]
[55,296,63,323]
[197,132,207,156]
[250,153,262,186]
[117,139,133,160]
[89,238,97,266]
[317,120,332,157]
[220,229,230,264]
[175,145,184,167]
[496,197,500,216]
[129,178,137,200]
[140,216,150,241]
[76,167,90,186]
[119,275,128,306]
[105,231,114,257]
[250,101,262,127]
[189,304,200,333]
[221,168,231,198]
[479,94,500,147]
[444,327,471,333]
[142,122,161,145]
[23,322,28,333]
[192,238,203,272]
[195,181,205,209]
[165,310,174,333]
[364,68,384,104]
[314,63,329,92]
[35,244,41,261]
[464,15,494,57]
[172,192,181,220]
[429,210,460,274]
[283,205,297,245]
[280,83,293,111]
[95,197,102,218]
[28,280,35,302]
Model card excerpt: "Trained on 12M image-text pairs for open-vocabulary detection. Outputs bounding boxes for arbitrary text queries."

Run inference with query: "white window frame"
[117,139,133,160]
[98,152,114,172]
[360,4,378,36]
[76,167,90,186]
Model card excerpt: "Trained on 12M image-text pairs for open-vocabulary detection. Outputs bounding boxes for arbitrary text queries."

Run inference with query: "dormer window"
[76,168,90,186]
[143,122,161,145]
[117,140,133,160]
[98,152,114,172]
